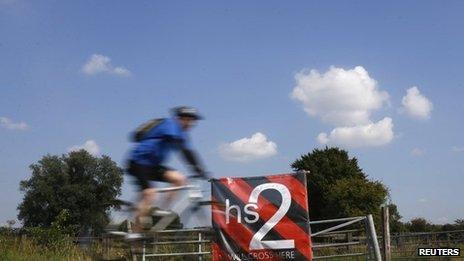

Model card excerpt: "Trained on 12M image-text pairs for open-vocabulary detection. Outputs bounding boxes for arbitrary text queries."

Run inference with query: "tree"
[6,220,16,228]
[18,150,123,234]
[407,218,432,232]
[291,147,389,222]
[387,203,406,233]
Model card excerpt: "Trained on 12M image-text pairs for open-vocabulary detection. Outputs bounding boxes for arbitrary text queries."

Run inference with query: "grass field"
[2,228,463,260]
[0,232,90,261]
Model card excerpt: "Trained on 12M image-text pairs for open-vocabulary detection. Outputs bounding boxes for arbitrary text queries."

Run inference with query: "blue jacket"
[129,117,193,166]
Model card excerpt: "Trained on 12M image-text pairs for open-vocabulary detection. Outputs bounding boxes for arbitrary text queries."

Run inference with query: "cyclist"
[126,106,207,238]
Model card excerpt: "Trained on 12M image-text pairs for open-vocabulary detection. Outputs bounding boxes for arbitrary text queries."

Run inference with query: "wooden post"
[381,206,391,261]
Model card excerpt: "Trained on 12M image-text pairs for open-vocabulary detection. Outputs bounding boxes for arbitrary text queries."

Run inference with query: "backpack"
[131,118,165,142]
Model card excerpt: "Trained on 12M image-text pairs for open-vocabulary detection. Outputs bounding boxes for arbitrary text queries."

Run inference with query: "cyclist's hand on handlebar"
[202,171,212,179]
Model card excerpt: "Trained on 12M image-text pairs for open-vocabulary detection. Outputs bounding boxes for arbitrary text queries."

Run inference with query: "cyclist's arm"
[181,147,205,177]
[167,137,205,177]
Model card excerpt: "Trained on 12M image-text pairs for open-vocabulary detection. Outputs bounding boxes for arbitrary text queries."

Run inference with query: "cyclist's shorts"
[127,160,174,190]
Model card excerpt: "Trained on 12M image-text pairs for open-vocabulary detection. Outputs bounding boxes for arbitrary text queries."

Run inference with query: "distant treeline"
[392,217,464,233]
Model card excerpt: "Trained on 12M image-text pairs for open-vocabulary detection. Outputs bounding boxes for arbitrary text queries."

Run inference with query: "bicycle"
[107,176,215,239]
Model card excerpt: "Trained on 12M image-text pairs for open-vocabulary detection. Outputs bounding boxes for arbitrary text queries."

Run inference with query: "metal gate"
[310,214,381,260]
[138,214,381,260]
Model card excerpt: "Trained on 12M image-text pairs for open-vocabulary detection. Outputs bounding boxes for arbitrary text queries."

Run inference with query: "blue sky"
[1,1,463,226]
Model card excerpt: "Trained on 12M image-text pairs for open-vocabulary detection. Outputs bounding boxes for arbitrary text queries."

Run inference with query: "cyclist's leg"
[163,169,187,186]
[162,170,187,204]
[127,161,157,232]
[136,188,156,224]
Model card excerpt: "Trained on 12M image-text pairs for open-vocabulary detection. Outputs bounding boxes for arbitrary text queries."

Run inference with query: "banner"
[211,173,312,260]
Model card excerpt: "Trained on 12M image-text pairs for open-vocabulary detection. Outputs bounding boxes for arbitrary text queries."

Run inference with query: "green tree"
[453,219,464,230]
[387,203,406,233]
[407,217,432,232]
[18,150,123,234]
[291,147,389,222]
[441,219,464,231]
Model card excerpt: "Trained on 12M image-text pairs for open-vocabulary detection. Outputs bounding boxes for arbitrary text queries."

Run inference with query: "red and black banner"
[211,173,312,260]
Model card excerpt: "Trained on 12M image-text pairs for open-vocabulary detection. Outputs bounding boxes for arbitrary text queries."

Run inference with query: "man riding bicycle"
[126,106,207,238]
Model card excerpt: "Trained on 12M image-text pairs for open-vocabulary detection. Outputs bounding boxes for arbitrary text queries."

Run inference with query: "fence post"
[198,231,203,261]
[381,206,391,261]
[366,214,382,261]
[142,241,146,261]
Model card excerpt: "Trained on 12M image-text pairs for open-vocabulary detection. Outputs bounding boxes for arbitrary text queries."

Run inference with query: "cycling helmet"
[172,106,203,120]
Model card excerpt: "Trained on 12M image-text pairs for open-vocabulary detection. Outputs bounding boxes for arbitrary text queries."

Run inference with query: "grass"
[0,232,91,261]
[3,226,462,260]
[0,228,209,261]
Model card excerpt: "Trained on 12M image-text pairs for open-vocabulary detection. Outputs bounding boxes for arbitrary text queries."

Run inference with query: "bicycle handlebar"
[187,171,211,179]
[156,184,196,193]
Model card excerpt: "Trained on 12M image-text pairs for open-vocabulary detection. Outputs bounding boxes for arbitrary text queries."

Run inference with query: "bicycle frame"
[151,178,208,231]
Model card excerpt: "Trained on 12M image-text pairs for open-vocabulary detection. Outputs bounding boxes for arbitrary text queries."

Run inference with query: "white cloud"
[410,148,425,156]
[452,146,464,153]
[401,86,433,119]
[437,217,449,223]
[291,66,389,126]
[0,117,28,130]
[219,132,277,162]
[81,54,131,76]
[317,117,394,148]
[68,140,100,156]
[419,198,427,203]
[291,66,395,148]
